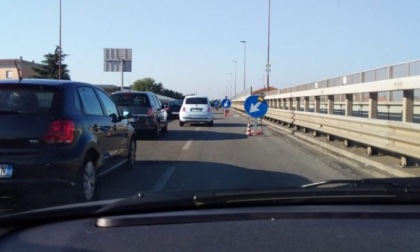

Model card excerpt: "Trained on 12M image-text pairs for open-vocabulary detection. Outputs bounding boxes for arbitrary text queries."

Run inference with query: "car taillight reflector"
[147,108,154,116]
[208,106,211,112]
[44,120,75,144]
[182,107,186,112]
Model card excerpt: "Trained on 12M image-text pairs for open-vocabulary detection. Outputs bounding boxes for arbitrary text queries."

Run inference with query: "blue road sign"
[221,99,231,109]
[214,100,220,107]
[244,95,268,118]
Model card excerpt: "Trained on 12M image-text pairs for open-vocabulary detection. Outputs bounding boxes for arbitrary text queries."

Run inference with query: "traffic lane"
[98,160,169,199]
[168,110,370,183]
[97,160,312,200]
[159,161,312,191]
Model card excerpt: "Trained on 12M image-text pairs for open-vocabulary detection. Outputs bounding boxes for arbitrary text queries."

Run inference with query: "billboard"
[104,48,132,72]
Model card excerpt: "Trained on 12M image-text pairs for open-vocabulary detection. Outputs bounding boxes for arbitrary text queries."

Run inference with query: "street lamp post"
[266,0,271,91]
[58,0,62,80]
[233,60,237,96]
[240,41,246,90]
[229,73,233,98]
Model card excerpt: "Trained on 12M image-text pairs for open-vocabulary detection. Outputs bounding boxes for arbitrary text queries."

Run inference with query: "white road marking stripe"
[151,166,176,192]
[183,138,193,150]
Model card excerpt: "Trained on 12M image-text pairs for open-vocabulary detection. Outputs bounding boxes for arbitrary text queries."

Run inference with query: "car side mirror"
[122,109,131,119]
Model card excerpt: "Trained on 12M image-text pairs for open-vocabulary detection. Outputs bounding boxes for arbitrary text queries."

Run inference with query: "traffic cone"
[245,122,253,136]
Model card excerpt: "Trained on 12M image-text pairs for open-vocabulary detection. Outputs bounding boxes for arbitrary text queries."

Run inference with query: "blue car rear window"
[0,86,55,114]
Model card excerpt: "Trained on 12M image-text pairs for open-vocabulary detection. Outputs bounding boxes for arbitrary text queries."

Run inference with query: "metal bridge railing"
[263,59,420,97]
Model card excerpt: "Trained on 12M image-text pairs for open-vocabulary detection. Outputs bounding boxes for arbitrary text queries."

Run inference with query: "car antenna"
[14,60,23,82]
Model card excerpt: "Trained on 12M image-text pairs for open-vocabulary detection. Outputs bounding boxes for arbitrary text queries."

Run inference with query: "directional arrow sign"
[244,95,268,118]
[221,98,231,109]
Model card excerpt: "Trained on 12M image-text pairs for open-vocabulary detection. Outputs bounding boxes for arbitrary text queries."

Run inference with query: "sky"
[2,0,420,99]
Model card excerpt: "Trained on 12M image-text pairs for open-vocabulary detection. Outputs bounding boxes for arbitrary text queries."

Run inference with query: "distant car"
[179,96,214,126]
[0,79,136,204]
[111,91,168,138]
[165,99,183,119]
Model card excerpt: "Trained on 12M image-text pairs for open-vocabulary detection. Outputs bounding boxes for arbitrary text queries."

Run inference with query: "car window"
[169,100,182,106]
[74,89,82,111]
[147,95,154,107]
[112,93,149,106]
[96,89,119,117]
[0,86,55,113]
[185,97,208,105]
[77,87,104,116]
[154,95,162,107]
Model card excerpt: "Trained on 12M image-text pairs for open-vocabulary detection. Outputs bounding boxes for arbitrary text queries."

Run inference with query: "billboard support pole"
[121,59,124,91]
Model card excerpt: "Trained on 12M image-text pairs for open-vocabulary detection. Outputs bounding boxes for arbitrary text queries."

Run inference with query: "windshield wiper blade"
[91,178,420,216]
[301,177,420,188]
[95,191,197,215]
[193,178,420,207]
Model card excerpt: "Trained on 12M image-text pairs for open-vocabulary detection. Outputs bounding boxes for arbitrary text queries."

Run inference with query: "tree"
[32,46,71,80]
[133,78,163,93]
[161,89,184,99]
[132,77,184,99]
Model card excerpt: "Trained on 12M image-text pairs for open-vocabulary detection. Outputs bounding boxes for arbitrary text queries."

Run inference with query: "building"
[0,58,39,80]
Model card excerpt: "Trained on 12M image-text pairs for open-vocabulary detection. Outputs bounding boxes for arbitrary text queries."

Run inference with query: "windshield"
[169,100,183,106]
[185,97,209,105]
[1,0,420,219]
[111,93,150,106]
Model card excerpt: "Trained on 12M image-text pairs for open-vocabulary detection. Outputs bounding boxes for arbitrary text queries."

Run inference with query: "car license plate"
[173,112,179,114]
[128,118,136,122]
[189,114,205,118]
[191,108,202,112]
[0,164,13,178]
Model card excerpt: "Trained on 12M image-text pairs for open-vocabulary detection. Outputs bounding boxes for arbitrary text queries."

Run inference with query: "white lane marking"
[183,138,193,150]
[151,166,176,192]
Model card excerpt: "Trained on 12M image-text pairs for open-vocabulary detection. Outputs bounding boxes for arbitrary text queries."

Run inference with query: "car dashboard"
[1,204,420,251]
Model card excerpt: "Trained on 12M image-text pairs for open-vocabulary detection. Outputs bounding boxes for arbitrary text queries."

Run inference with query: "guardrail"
[232,62,420,167]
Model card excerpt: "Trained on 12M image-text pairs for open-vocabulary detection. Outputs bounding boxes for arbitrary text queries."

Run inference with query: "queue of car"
[0,80,215,210]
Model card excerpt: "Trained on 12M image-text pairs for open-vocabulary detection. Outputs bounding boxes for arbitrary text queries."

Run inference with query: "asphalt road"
[99,109,371,200]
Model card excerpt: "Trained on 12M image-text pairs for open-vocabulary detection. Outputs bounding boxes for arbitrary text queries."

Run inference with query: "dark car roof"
[111,91,154,95]
[0,78,94,87]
